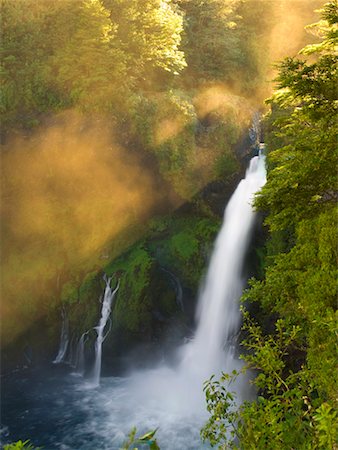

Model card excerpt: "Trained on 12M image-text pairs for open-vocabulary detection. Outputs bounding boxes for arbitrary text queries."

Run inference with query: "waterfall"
[91,277,120,386]
[53,307,69,364]
[44,151,266,449]
[180,150,266,380]
[66,335,77,367]
[74,331,89,376]
[249,112,261,148]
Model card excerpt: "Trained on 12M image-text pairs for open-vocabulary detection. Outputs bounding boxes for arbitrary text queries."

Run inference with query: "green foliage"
[179,0,245,84]
[2,0,291,131]
[313,403,338,449]
[148,216,219,288]
[202,3,338,449]
[129,89,199,197]
[213,150,239,180]
[79,271,103,304]
[56,270,104,335]
[202,316,337,449]
[302,0,338,54]
[105,0,186,84]
[121,427,160,450]
[170,231,199,260]
[60,280,79,304]
[130,95,158,149]
[257,4,337,231]
[106,216,217,334]
[201,371,240,447]
[0,0,65,128]
[3,441,40,450]
[50,0,128,112]
[105,244,155,334]
[1,0,186,128]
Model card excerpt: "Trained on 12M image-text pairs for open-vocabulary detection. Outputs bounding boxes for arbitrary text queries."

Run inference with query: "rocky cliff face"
[1,113,263,375]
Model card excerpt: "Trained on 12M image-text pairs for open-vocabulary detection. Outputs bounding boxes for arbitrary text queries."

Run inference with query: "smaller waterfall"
[91,277,119,386]
[74,331,89,376]
[53,307,69,364]
[66,335,77,367]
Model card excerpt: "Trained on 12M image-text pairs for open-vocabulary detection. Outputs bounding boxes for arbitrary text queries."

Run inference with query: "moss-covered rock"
[78,270,103,304]
[60,280,78,304]
[57,213,218,357]
[147,216,219,289]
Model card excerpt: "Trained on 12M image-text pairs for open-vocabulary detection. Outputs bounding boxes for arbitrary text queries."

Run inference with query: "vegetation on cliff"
[56,214,219,357]
[202,2,338,448]
[0,0,255,351]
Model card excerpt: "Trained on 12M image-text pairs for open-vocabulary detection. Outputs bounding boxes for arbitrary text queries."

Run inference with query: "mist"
[0,0,323,347]
[1,111,179,345]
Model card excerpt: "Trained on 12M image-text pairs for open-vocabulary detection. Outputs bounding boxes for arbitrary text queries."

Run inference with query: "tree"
[202,2,338,448]
[0,0,63,129]
[103,0,186,88]
[178,0,244,84]
[49,0,128,111]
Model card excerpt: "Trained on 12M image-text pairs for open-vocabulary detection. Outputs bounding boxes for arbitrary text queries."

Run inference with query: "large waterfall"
[81,151,267,448]
[180,151,267,379]
[17,152,266,449]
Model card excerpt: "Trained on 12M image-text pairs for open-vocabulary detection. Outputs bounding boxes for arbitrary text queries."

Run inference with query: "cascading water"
[80,150,266,448]
[180,150,267,379]
[7,151,267,449]
[66,335,77,367]
[53,307,69,364]
[74,331,89,376]
[91,276,120,386]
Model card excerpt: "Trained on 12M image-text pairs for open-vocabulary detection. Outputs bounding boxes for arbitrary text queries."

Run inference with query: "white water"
[53,307,69,364]
[181,152,267,379]
[91,277,120,386]
[69,152,267,449]
[74,331,89,376]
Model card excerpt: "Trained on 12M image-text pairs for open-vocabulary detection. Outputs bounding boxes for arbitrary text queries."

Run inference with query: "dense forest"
[1,0,337,449]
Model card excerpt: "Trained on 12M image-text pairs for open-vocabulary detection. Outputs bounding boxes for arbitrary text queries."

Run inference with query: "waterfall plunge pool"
[1,365,212,449]
[2,152,266,449]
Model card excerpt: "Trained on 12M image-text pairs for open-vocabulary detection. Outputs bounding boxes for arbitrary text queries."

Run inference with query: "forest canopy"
[1,0,322,130]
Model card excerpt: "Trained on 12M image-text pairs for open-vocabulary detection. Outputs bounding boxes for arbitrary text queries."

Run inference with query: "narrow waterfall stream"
[52,307,69,364]
[91,277,120,386]
[2,152,266,450]
[74,331,89,376]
